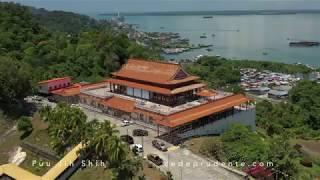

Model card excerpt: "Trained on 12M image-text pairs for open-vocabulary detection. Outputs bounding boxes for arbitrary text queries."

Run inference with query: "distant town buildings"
[240,68,300,100]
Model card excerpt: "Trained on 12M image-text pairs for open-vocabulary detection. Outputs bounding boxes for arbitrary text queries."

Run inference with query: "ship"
[289,41,320,47]
[112,12,125,22]
[200,33,207,38]
[203,16,213,19]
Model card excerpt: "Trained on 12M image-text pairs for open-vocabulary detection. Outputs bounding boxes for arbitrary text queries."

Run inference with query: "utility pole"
[141,136,144,157]
[167,153,170,171]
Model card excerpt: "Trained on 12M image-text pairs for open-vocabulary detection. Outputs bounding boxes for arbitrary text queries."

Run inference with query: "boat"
[206,48,213,52]
[289,41,320,47]
[262,52,268,55]
[198,44,213,48]
[200,35,207,38]
[160,26,165,29]
[203,16,213,19]
[195,54,204,60]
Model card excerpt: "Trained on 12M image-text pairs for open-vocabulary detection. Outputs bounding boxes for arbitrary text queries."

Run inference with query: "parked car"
[152,140,168,152]
[120,120,133,127]
[147,154,163,166]
[120,135,134,144]
[71,104,80,108]
[131,144,143,154]
[132,129,148,136]
[47,96,57,102]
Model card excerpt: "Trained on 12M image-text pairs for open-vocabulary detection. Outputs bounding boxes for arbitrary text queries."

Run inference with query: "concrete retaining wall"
[177,109,256,139]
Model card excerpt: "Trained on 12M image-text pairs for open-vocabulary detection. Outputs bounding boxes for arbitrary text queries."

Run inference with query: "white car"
[131,144,143,153]
[71,104,80,108]
[120,120,133,127]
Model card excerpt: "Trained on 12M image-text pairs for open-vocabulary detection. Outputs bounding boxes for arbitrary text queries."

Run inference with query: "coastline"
[99,9,320,16]
[94,13,320,67]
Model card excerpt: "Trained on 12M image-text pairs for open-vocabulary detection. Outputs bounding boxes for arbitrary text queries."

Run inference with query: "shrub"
[17,116,33,138]
[300,158,313,167]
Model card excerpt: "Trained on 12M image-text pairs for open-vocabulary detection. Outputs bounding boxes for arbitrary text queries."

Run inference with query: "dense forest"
[0,2,160,111]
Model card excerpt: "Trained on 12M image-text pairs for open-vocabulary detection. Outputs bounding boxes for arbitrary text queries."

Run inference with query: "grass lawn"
[0,117,11,136]
[0,125,21,164]
[141,161,167,180]
[295,139,320,157]
[70,160,167,180]
[183,136,219,156]
[70,166,114,180]
[0,113,55,176]
[20,148,55,176]
[24,113,52,151]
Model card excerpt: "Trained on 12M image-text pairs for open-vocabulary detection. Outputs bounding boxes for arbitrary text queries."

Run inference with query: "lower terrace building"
[42,59,256,143]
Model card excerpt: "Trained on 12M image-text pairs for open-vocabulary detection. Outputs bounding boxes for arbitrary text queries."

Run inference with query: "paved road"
[34,98,243,180]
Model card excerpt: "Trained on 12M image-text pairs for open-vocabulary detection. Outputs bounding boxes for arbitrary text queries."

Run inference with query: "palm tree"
[83,120,125,165]
[39,105,52,122]
[44,103,87,154]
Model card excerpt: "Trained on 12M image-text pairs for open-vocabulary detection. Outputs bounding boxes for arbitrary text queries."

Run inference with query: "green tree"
[116,158,143,180]
[17,116,33,138]
[83,120,126,164]
[166,171,174,180]
[41,103,87,154]
[221,124,268,164]
[0,57,32,104]
[268,135,299,179]
[289,80,320,130]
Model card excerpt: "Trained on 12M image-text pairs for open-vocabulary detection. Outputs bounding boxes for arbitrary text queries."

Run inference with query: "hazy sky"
[5,0,320,13]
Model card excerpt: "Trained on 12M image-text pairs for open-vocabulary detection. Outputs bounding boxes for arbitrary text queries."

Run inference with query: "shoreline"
[98,9,320,16]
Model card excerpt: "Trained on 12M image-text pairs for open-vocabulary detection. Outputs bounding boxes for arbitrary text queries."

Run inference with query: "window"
[142,90,150,99]
[127,87,133,96]
[134,88,142,97]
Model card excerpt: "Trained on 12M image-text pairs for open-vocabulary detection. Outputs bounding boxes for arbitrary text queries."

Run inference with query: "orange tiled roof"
[106,78,205,95]
[197,89,217,97]
[156,94,250,127]
[51,84,82,96]
[100,97,136,113]
[51,82,109,97]
[112,59,199,84]
[38,76,71,84]
[134,108,165,121]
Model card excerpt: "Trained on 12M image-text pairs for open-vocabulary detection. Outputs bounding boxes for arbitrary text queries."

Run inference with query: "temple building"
[40,59,256,143]
[78,59,256,143]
